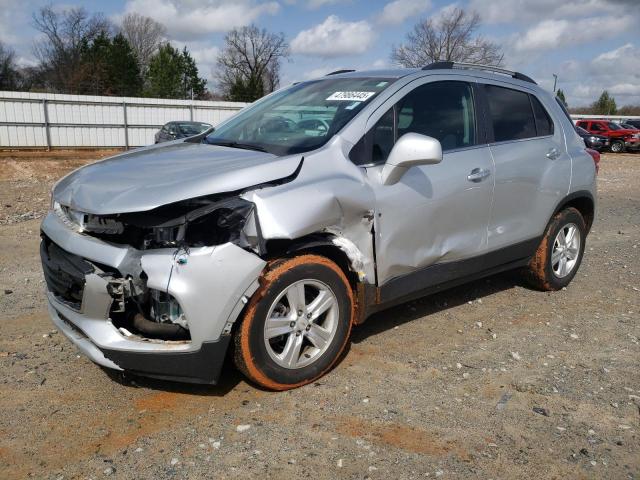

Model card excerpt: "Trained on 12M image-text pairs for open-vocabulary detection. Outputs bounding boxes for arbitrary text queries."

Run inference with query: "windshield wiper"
[204,139,268,153]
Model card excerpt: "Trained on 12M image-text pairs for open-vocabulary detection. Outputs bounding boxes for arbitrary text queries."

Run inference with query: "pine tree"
[180,47,207,99]
[78,32,142,96]
[556,89,567,107]
[107,34,143,96]
[145,43,207,99]
[592,91,617,115]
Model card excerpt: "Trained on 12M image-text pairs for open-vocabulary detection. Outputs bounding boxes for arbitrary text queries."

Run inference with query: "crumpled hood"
[53,142,302,214]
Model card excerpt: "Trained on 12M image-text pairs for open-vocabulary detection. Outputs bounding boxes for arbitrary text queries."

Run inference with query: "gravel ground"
[0,150,638,480]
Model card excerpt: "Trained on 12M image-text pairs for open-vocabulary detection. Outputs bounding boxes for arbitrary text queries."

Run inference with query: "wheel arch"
[553,190,595,233]
[263,234,362,289]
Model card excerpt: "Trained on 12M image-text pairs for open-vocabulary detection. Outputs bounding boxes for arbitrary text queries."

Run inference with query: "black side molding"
[376,237,541,307]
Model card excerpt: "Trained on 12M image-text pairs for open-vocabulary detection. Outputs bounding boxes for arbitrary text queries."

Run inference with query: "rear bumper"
[624,140,640,150]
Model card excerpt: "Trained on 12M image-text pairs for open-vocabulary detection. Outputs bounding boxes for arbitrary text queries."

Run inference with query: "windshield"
[204,77,395,155]
[178,123,211,135]
[607,122,622,130]
[576,126,589,135]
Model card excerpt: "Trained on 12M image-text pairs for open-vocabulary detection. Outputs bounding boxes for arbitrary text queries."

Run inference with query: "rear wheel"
[234,255,354,390]
[610,140,624,153]
[524,207,586,291]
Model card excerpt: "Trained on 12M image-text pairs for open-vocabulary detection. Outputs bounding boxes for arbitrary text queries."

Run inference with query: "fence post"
[190,103,194,121]
[42,99,51,151]
[122,101,129,150]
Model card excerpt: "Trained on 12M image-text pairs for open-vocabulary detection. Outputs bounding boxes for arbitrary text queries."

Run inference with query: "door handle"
[467,168,491,182]
[546,148,561,160]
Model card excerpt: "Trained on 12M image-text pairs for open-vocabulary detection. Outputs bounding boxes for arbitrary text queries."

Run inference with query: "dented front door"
[369,146,494,285]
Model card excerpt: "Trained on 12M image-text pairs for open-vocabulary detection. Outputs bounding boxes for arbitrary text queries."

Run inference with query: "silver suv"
[41,62,597,390]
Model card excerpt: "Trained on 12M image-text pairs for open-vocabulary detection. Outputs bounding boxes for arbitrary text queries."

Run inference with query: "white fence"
[0,91,248,149]
[1,90,638,149]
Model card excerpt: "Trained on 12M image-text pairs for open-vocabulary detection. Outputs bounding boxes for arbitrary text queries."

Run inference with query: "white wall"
[0,91,248,148]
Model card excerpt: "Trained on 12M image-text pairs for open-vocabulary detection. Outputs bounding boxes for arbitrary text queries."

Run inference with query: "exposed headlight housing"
[76,195,260,252]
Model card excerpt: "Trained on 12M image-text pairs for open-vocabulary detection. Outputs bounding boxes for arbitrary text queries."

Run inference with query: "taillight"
[586,148,600,174]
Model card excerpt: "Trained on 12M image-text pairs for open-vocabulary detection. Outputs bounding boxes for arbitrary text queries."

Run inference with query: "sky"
[1,0,639,106]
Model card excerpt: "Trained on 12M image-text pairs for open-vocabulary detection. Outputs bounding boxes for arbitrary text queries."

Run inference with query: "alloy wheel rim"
[263,279,339,369]
[551,223,581,278]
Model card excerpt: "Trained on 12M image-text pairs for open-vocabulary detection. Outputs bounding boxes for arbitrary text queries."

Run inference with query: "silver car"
[41,62,597,390]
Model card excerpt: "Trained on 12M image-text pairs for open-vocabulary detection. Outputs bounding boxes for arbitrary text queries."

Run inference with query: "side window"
[372,107,395,164]
[531,96,554,136]
[591,122,603,131]
[485,85,536,142]
[397,81,476,151]
[350,81,476,165]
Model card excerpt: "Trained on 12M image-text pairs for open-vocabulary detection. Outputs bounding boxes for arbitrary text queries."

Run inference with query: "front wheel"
[610,140,624,153]
[234,255,354,390]
[524,207,586,291]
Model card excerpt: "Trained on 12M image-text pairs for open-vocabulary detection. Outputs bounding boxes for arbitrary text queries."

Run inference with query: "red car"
[575,119,640,153]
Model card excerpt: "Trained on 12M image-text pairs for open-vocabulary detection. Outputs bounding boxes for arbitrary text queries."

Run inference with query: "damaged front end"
[41,192,267,383]
[49,194,264,341]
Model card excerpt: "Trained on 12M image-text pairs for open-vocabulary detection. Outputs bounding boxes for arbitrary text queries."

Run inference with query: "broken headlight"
[81,196,258,250]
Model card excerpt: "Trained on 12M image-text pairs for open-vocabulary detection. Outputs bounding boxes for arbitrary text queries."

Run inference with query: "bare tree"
[119,13,166,73]
[32,5,111,92]
[391,8,503,68]
[0,41,21,90]
[216,24,289,102]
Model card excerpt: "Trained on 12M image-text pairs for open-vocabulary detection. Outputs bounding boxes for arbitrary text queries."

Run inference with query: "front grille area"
[40,235,94,310]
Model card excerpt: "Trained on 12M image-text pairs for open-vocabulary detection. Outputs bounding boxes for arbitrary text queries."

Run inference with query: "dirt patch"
[0,150,638,479]
[337,417,474,460]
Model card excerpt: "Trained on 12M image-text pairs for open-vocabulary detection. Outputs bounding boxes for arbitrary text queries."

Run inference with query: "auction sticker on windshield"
[326,91,376,102]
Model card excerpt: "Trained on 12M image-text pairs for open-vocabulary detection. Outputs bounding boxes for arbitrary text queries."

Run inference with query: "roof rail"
[326,69,356,76]
[422,61,537,85]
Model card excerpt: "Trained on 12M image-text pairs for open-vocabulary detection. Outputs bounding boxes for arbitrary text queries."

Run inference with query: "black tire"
[234,254,354,390]
[610,140,624,153]
[524,207,586,291]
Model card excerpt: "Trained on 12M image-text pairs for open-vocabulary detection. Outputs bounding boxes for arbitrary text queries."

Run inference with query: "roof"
[317,65,540,90]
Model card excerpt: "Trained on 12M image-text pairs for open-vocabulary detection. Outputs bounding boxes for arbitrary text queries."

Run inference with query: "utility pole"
[552,74,558,93]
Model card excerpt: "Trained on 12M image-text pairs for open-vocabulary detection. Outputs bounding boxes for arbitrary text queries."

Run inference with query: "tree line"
[563,89,640,116]
[0,8,206,99]
[0,5,638,111]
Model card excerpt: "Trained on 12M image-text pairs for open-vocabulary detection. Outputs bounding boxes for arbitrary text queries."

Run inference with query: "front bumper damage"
[40,211,266,384]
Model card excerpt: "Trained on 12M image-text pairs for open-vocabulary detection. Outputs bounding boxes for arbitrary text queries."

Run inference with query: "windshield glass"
[607,122,621,130]
[203,77,394,155]
[576,126,588,135]
[178,123,211,135]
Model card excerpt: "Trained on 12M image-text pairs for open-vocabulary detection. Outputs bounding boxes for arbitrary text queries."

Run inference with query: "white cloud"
[0,0,38,45]
[306,0,349,8]
[552,43,640,106]
[377,0,431,25]
[513,16,634,52]
[186,43,221,80]
[120,0,280,40]
[469,0,637,25]
[291,15,375,57]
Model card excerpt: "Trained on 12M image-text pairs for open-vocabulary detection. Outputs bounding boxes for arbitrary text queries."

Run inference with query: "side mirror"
[380,133,442,185]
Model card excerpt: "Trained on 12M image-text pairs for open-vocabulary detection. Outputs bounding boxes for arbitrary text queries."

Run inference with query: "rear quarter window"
[485,85,536,142]
[531,96,554,136]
